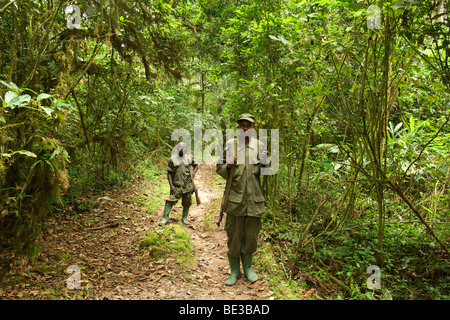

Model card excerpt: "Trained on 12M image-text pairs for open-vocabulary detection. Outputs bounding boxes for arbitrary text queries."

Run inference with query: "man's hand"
[258,146,268,164]
[170,185,177,195]
[226,155,237,168]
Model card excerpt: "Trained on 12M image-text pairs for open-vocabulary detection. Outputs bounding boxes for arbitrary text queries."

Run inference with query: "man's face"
[238,120,253,132]
[177,142,186,156]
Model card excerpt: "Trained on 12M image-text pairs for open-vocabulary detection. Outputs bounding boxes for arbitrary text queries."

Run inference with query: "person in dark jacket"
[160,142,198,226]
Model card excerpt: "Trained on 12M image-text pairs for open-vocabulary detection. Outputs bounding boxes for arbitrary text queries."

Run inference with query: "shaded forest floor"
[2,163,445,300]
[0,164,283,300]
[0,176,446,302]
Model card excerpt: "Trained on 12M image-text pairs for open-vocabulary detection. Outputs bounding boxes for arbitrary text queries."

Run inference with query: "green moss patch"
[140,225,197,269]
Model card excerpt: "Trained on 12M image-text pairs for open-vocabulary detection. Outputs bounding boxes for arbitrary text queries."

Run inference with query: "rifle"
[217,139,237,226]
[192,182,201,205]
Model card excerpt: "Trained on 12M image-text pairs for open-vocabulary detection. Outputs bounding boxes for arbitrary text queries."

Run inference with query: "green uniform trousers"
[225,215,262,259]
[166,188,192,207]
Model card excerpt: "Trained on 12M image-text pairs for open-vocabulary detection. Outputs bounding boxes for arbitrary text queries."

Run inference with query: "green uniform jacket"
[166,155,197,195]
[216,138,266,218]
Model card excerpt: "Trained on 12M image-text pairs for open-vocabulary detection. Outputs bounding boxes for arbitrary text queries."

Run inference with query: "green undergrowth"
[139,224,197,269]
[134,160,168,216]
[203,197,221,231]
[261,208,450,300]
[255,241,306,300]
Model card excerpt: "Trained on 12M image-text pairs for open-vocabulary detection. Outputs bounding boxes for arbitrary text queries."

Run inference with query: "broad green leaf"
[4,91,18,104]
[16,150,37,158]
[269,35,279,41]
[54,99,71,109]
[0,80,19,91]
[37,93,52,101]
[8,94,31,106]
[50,148,60,160]
[278,35,293,46]
[40,106,53,116]
[5,150,38,158]
[19,94,32,106]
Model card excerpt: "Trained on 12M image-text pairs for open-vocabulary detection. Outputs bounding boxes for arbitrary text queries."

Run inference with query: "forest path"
[0,164,274,300]
[118,163,274,300]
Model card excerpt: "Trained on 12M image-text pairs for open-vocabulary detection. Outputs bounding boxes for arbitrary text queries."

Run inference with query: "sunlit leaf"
[37,93,52,101]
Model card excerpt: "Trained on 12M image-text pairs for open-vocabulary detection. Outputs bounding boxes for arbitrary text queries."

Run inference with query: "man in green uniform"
[216,113,268,285]
[159,142,198,226]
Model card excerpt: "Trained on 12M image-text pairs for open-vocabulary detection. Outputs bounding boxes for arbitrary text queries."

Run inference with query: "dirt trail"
[0,164,273,300]
[119,163,273,300]
[132,164,273,300]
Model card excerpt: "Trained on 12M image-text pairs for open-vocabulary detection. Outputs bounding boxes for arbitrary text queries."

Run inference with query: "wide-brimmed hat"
[236,113,255,123]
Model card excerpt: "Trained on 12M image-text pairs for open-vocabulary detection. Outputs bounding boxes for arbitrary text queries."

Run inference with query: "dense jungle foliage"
[0,0,448,299]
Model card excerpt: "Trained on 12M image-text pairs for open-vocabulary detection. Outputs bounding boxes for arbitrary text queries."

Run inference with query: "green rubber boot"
[159,202,173,226]
[241,253,258,283]
[182,206,190,225]
[225,253,242,286]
